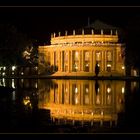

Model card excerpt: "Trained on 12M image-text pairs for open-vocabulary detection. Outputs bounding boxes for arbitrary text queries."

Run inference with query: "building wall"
[38,33,125,76]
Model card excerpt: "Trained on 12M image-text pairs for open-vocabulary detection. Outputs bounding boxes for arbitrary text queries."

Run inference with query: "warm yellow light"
[23,96,31,107]
[107,87,111,93]
[75,87,78,93]
[122,87,125,94]
[122,66,125,69]
[107,64,111,67]
[86,87,89,93]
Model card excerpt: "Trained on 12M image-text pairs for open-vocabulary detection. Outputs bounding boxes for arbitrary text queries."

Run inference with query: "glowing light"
[122,87,125,94]
[107,64,111,67]
[2,72,5,76]
[23,96,32,108]
[12,79,15,88]
[97,88,100,93]
[3,67,6,71]
[12,91,16,101]
[35,82,38,88]
[21,72,24,75]
[101,110,103,115]
[75,97,78,104]
[65,88,68,92]
[2,78,5,86]
[75,87,78,93]
[86,87,89,93]
[122,66,125,70]
[12,66,16,71]
[107,87,111,93]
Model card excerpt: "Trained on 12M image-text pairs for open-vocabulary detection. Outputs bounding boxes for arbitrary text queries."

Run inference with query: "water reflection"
[38,79,126,127]
[0,78,140,132]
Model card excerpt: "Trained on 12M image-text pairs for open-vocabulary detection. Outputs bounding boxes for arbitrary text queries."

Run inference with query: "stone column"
[58,51,60,71]
[93,51,95,73]
[102,50,105,72]
[61,51,63,72]
[71,50,73,72]
[90,51,93,72]
[114,49,116,71]
[81,50,84,71]
[79,51,82,71]
[101,51,104,72]
[80,82,83,105]
[104,51,107,72]
[68,50,70,72]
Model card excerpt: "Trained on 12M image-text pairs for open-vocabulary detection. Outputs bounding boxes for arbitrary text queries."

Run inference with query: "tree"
[0,23,31,66]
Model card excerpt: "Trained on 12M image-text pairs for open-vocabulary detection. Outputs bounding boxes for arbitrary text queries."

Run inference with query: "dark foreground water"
[0,78,139,133]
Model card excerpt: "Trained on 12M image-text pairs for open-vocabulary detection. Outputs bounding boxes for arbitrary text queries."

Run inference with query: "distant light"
[12,79,15,89]
[12,66,16,71]
[3,67,6,70]
[101,110,103,115]
[65,88,68,92]
[2,72,5,76]
[122,87,125,94]
[107,64,111,67]
[12,91,16,101]
[75,97,78,104]
[2,78,5,86]
[75,87,78,93]
[21,72,24,75]
[107,87,111,93]
[122,66,125,70]
[86,87,89,93]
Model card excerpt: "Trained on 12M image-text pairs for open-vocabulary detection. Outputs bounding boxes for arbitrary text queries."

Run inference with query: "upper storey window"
[107,51,112,61]
[74,51,79,61]
[85,51,90,61]
[96,51,101,61]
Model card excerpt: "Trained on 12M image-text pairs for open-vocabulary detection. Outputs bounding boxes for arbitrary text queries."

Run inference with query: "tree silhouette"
[0,24,31,66]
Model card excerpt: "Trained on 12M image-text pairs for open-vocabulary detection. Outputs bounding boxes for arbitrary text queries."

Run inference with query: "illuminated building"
[38,79,125,126]
[38,20,125,76]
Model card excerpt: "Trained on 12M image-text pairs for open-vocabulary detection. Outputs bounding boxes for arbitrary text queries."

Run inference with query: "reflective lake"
[0,78,139,133]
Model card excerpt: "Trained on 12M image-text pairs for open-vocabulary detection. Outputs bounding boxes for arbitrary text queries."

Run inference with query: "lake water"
[0,78,139,133]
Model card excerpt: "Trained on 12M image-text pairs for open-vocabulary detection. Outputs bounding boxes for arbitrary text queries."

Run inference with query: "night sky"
[1,6,140,44]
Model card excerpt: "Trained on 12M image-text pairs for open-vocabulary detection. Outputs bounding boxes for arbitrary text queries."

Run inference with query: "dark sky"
[1,6,140,43]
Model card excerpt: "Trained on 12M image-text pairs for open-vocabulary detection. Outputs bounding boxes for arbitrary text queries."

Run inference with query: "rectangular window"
[107,51,112,61]
[96,51,101,61]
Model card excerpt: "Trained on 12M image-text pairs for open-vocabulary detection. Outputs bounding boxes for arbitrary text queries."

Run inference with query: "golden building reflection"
[39,80,125,126]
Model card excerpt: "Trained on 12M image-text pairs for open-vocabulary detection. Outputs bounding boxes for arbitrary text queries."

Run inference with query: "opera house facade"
[38,20,125,76]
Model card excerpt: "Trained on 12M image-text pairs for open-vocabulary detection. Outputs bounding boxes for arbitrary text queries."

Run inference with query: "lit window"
[107,87,111,93]
[85,51,90,61]
[122,87,125,94]
[96,52,101,61]
[107,51,112,61]
[75,51,79,61]
[107,64,111,72]
[75,87,78,93]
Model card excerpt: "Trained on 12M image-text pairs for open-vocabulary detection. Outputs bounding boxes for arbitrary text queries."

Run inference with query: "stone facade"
[38,25,125,76]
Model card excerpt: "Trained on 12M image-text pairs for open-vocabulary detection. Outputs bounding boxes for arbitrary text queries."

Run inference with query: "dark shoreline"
[0,75,140,81]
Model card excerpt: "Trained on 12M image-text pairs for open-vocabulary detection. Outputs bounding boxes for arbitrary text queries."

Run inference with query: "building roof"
[85,19,119,30]
[85,20,118,30]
